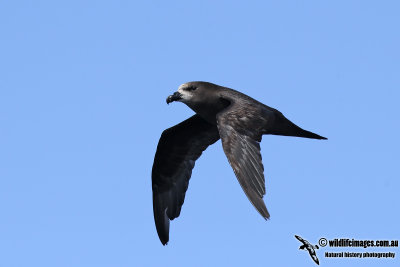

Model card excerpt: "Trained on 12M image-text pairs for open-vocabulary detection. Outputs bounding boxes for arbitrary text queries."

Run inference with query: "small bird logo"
[295,235,320,265]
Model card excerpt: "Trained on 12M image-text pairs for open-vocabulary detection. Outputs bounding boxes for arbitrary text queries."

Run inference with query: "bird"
[152,81,327,245]
[295,235,320,265]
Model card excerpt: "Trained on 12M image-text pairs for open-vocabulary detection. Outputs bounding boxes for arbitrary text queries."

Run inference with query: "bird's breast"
[188,99,230,125]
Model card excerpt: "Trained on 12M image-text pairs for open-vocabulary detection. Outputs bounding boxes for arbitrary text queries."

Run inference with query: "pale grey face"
[166,83,198,104]
[176,83,197,104]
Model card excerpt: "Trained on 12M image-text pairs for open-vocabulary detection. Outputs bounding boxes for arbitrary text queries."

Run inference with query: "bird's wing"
[296,235,313,247]
[308,250,320,265]
[216,99,270,219]
[304,240,312,246]
[152,114,220,245]
[295,235,306,243]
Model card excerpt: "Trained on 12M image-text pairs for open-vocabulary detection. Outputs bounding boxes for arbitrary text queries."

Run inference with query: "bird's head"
[166,81,230,120]
[166,82,205,105]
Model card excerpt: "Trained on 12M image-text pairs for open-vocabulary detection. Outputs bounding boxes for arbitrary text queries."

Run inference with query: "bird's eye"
[185,86,197,91]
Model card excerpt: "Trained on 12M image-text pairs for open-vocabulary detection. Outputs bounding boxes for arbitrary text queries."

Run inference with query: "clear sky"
[1,1,399,266]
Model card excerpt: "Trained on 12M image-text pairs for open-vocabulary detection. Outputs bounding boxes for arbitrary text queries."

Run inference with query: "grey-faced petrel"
[152,81,327,245]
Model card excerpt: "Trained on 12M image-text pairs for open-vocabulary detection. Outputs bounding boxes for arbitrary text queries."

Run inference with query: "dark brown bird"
[152,81,327,245]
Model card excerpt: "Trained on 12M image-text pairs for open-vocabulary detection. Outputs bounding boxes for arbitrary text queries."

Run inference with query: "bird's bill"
[166,91,182,104]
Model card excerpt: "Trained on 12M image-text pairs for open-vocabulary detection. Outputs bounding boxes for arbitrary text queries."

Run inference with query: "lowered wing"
[152,115,220,245]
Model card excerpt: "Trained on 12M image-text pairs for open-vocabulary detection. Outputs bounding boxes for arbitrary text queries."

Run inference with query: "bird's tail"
[267,113,327,140]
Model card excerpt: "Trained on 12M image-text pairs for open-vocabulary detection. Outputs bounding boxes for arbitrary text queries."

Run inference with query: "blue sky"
[1,1,399,266]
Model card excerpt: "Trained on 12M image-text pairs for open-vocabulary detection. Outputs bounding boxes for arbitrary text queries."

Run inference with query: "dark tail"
[267,113,327,140]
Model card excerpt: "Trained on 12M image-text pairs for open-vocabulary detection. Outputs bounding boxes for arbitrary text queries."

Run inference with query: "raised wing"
[295,235,306,243]
[152,115,220,245]
[216,98,270,219]
[296,235,312,247]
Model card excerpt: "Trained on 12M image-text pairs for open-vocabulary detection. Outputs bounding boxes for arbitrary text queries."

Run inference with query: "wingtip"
[153,194,171,247]
[157,226,170,246]
[158,233,169,245]
[261,209,270,221]
[312,134,327,140]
